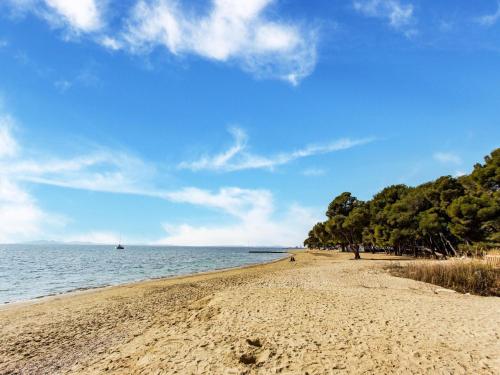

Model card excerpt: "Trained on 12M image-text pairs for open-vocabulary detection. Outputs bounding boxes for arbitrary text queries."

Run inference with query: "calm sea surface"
[0,245,286,304]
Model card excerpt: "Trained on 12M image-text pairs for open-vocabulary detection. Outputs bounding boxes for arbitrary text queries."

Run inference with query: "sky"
[0,0,499,246]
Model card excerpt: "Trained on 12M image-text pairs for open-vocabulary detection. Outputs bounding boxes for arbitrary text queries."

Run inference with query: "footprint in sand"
[246,338,262,347]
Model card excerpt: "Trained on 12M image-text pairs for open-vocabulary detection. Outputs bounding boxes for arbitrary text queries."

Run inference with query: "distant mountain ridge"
[22,240,107,245]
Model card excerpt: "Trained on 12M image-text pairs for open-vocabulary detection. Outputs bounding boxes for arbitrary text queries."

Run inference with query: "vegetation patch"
[304,148,499,259]
[389,260,500,296]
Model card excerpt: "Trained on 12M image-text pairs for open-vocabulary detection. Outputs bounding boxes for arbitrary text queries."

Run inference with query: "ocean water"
[0,244,286,304]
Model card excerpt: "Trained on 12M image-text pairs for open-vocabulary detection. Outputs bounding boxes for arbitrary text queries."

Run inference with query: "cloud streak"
[157,199,320,247]
[179,127,374,172]
[44,0,104,32]
[0,116,319,246]
[0,116,62,242]
[121,0,317,84]
[475,2,500,27]
[433,152,461,165]
[301,167,326,177]
[4,0,318,84]
[353,0,416,36]
[0,116,18,158]
[5,0,105,33]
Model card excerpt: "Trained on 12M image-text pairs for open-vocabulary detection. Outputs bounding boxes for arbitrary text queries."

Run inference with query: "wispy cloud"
[353,0,417,37]
[158,198,320,247]
[3,0,318,84]
[161,187,272,220]
[100,36,122,51]
[179,127,374,172]
[53,62,101,93]
[44,0,104,32]
[0,116,63,242]
[475,1,500,27]
[121,0,318,85]
[0,114,318,245]
[0,177,50,243]
[301,167,326,177]
[64,231,121,245]
[54,79,71,92]
[0,115,18,158]
[0,113,156,199]
[0,118,156,243]
[5,0,105,34]
[433,152,461,165]
[8,152,157,196]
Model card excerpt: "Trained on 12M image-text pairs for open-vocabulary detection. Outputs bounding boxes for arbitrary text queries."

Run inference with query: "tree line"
[304,148,499,258]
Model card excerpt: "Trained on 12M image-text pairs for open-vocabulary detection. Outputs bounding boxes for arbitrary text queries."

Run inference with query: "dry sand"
[1,251,499,374]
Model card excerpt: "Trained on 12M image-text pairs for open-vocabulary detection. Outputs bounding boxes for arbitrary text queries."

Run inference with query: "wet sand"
[1,251,499,374]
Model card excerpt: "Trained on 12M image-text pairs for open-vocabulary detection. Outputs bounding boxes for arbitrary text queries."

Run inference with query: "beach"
[1,251,499,374]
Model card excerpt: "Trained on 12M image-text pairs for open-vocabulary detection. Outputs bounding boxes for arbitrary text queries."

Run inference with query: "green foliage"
[303,148,500,257]
[326,192,358,218]
[470,148,500,193]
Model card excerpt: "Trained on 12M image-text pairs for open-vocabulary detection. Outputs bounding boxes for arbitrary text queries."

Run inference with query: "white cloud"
[6,152,157,196]
[0,113,154,243]
[52,64,101,93]
[44,0,103,32]
[5,0,104,33]
[54,79,72,92]
[0,118,152,244]
[161,186,272,219]
[476,2,500,27]
[0,118,58,243]
[353,0,416,36]
[0,114,152,198]
[100,36,122,50]
[454,170,466,178]
[3,0,317,83]
[65,231,121,244]
[433,152,461,165]
[301,167,326,177]
[122,0,317,84]
[0,116,18,158]
[0,116,318,246]
[179,127,373,172]
[157,189,320,246]
[0,177,47,243]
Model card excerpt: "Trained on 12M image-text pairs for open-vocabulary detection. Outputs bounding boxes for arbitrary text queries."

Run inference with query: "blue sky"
[0,0,499,246]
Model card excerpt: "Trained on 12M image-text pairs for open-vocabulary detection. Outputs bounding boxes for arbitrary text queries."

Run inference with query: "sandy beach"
[1,251,499,374]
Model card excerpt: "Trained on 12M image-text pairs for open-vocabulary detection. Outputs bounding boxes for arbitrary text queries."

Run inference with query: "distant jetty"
[248,250,288,254]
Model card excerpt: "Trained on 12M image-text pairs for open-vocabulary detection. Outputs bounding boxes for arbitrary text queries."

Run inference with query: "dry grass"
[487,248,500,255]
[389,259,500,296]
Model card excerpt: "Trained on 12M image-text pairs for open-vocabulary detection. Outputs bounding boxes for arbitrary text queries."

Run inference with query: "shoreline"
[0,251,292,311]
[1,251,498,374]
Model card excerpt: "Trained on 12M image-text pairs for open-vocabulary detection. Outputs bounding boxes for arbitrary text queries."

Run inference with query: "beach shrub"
[389,260,499,296]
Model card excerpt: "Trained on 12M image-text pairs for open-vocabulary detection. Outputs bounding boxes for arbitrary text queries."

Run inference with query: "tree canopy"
[304,148,500,257]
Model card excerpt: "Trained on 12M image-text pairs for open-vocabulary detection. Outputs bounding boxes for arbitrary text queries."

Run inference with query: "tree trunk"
[428,235,438,258]
[440,232,457,256]
[353,244,361,260]
[437,235,449,259]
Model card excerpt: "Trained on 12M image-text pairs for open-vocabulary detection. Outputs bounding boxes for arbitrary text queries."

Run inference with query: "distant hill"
[22,240,106,245]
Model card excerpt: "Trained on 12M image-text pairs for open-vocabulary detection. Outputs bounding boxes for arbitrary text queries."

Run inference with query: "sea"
[0,244,286,304]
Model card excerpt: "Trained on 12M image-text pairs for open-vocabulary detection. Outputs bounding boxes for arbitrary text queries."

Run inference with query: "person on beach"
[290,255,296,262]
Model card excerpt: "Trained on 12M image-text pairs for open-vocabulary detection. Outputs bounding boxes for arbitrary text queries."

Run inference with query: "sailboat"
[116,235,124,250]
